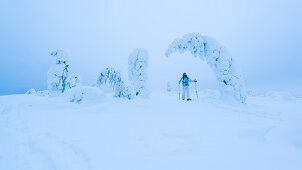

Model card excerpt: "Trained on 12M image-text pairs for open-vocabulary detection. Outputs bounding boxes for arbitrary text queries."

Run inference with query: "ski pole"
[195,81,198,99]
[178,82,180,100]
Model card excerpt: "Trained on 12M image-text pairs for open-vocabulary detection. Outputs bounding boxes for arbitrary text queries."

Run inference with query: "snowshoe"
[187,99,192,101]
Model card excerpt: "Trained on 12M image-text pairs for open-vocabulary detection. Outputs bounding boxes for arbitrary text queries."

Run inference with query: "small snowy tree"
[166,33,246,103]
[128,48,149,98]
[26,88,36,95]
[47,50,69,93]
[47,50,81,93]
[97,67,133,99]
[67,73,82,89]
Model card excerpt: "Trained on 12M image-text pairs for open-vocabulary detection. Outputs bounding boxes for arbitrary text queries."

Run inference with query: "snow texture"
[47,50,81,93]
[128,48,149,98]
[67,86,107,104]
[35,90,50,97]
[26,88,50,97]
[97,67,134,99]
[1,91,302,170]
[166,33,246,103]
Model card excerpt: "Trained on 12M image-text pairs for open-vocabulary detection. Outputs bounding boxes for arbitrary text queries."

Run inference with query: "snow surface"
[1,91,302,170]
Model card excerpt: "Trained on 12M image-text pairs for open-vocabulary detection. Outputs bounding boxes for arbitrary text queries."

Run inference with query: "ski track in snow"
[0,100,91,170]
[1,92,302,170]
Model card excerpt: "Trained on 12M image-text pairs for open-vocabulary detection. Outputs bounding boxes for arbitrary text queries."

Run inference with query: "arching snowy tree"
[97,67,134,100]
[47,50,81,93]
[166,33,246,103]
[47,50,69,93]
[128,48,149,98]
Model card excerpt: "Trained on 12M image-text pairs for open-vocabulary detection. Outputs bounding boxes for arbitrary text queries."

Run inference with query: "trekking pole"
[194,81,198,99]
[178,82,180,100]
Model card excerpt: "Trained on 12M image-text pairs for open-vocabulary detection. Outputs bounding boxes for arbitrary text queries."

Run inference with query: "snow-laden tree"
[47,50,69,93]
[67,73,82,89]
[97,67,134,100]
[47,50,81,93]
[128,48,149,98]
[166,33,246,103]
[26,88,36,95]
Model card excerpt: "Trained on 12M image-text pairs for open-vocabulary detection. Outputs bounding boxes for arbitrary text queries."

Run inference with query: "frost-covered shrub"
[96,67,134,99]
[25,89,50,96]
[67,86,107,104]
[36,90,50,96]
[67,73,82,89]
[47,50,81,93]
[26,88,36,95]
[166,33,246,103]
[128,48,149,97]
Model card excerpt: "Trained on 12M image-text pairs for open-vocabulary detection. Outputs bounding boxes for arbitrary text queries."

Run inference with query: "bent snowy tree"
[128,48,149,98]
[166,33,246,103]
[96,67,134,100]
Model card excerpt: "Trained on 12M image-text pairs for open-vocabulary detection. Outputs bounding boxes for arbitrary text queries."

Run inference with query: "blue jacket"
[179,77,194,86]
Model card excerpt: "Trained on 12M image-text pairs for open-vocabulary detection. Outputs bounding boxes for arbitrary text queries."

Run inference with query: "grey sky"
[0,0,301,95]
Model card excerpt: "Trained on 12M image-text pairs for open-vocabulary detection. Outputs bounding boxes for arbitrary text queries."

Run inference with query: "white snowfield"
[1,91,302,170]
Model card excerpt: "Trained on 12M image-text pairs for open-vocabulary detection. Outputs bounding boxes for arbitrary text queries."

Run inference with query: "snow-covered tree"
[97,67,134,99]
[67,73,82,89]
[128,48,149,97]
[26,88,36,95]
[47,50,81,93]
[166,33,246,103]
[47,50,69,93]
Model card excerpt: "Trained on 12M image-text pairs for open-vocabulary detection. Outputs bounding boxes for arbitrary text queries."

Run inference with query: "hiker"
[179,73,197,101]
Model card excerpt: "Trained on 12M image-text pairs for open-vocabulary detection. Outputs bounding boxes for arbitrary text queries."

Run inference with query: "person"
[179,73,197,101]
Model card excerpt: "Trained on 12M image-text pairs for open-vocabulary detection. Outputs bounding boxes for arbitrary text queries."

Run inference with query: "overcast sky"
[0,0,301,95]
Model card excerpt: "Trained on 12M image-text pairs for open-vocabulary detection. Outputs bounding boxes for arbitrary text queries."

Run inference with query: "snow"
[1,91,302,170]
[67,86,107,104]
